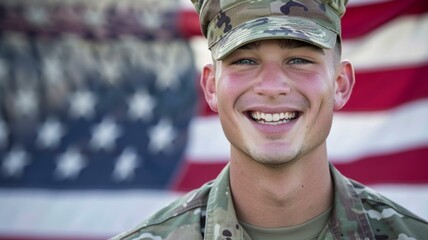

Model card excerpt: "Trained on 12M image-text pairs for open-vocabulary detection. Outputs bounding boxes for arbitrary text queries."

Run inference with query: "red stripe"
[174,146,428,192]
[177,9,202,38]
[342,64,428,112]
[172,161,226,192]
[342,0,428,39]
[334,147,428,185]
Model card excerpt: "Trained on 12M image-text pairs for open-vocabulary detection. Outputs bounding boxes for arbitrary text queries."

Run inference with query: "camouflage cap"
[191,0,348,60]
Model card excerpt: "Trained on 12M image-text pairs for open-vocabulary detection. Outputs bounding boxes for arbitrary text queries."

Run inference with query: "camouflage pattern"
[190,0,349,60]
[110,164,428,240]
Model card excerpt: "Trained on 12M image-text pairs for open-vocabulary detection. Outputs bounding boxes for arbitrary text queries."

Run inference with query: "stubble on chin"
[247,148,303,170]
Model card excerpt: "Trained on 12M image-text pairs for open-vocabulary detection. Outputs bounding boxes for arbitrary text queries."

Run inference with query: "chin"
[250,151,299,167]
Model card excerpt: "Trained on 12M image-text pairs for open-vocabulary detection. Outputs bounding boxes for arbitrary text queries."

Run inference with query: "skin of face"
[201,39,354,168]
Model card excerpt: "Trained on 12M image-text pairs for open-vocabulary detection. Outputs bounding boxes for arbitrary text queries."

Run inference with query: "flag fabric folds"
[0,0,196,239]
[0,0,427,239]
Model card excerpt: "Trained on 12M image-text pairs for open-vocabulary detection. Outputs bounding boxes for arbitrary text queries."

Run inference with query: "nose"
[253,63,291,97]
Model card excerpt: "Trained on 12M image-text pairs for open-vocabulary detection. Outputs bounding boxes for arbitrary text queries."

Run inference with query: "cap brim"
[211,16,337,60]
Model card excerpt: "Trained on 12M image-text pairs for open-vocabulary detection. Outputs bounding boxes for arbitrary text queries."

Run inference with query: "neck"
[229,144,333,228]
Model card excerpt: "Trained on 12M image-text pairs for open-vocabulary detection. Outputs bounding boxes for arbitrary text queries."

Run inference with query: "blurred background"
[0,0,427,239]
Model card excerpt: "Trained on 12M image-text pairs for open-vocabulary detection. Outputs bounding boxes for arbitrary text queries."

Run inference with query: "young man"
[112,0,428,239]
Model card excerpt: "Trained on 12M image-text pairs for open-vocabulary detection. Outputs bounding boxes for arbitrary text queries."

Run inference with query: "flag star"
[14,89,38,116]
[100,59,122,84]
[42,57,64,84]
[156,67,181,90]
[152,47,180,90]
[127,90,156,121]
[1,147,30,178]
[36,117,65,149]
[90,118,122,151]
[0,119,8,147]
[55,147,86,180]
[113,147,141,182]
[148,119,177,153]
[69,90,97,119]
[137,10,162,29]
[152,43,190,90]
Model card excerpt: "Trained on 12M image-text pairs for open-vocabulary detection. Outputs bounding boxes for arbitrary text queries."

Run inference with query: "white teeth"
[273,113,280,121]
[250,111,297,123]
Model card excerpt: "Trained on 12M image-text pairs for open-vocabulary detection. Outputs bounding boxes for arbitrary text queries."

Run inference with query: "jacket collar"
[328,163,375,239]
[203,163,375,239]
[204,164,246,239]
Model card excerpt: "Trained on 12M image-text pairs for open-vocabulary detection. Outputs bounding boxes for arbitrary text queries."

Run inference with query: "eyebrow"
[238,39,325,54]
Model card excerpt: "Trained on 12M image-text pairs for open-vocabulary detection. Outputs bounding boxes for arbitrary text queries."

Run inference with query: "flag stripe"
[334,147,428,185]
[0,189,179,239]
[343,13,428,70]
[174,146,428,191]
[4,182,428,240]
[342,0,428,39]
[329,99,428,162]
[343,65,428,111]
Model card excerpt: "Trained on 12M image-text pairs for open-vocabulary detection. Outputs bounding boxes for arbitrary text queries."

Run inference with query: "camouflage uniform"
[111,163,428,240]
[112,0,428,239]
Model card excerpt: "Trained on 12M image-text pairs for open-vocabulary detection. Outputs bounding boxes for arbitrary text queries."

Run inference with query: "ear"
[200,63,218,112]
[334,60,355,110]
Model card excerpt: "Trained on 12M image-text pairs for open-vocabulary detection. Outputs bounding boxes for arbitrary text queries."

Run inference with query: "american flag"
[0,0,427,239]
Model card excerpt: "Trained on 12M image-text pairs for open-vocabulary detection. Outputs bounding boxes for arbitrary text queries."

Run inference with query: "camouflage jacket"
[111,164,428,240]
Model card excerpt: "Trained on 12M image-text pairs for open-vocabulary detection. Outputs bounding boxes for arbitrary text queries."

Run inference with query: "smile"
[250,111,298,125]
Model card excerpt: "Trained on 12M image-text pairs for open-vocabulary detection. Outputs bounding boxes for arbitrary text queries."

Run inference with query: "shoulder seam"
[146,198,207,226]
[364,197,428,225]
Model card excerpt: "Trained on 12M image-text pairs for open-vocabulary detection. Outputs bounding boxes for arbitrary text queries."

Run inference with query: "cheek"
[293,72,334,99]
[215,79,235,115]
[216,73,251,106]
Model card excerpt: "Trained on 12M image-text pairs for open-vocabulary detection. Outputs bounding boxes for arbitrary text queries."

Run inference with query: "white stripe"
[371,184,428,220]
[179,0,196,9]
[328,99,428,162]
[343,13,428,70]
[186,116,229,161]
[186,99,428,163]
[0,185,427,238]
[0,189,180,238]
[190,37,212,70]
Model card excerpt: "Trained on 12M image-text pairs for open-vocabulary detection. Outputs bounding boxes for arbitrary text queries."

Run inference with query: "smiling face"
[201,39,354,166]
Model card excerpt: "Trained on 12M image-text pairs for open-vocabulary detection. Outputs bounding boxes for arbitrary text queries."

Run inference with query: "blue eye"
[233,59,257,65]
[289,58,312,65]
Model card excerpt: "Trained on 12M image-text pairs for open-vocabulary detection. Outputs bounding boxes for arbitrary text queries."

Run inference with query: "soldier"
[111,0,428,239]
